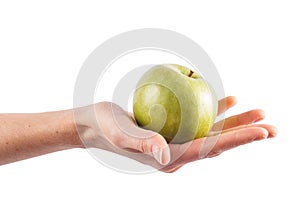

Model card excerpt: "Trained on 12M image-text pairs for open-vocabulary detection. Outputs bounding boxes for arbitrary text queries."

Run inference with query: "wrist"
[38,109,85,150]
[72,103,113,150]
[72,105,99,149]
[59,109,85,149]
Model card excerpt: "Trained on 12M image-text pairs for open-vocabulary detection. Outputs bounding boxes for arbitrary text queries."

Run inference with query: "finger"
[213,109,265,130]
[120,128,170,165]
[253,124,277,138]
[221,124,278,138]
[170,126,268,166]
[207,127,268,158]
[217,96,237,116]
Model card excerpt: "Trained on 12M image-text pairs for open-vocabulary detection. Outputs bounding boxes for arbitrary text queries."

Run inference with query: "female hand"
[75,96,277,172]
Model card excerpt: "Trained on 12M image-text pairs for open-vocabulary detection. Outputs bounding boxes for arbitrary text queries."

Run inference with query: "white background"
[0,0,299,199]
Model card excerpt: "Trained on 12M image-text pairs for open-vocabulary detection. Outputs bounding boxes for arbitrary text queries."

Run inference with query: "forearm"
[0,109,83,165]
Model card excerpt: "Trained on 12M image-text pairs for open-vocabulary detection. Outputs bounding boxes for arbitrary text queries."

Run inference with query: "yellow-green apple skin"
[133,64,218,144]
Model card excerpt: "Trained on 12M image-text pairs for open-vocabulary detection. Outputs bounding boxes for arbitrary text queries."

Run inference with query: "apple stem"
[188,70,194,77]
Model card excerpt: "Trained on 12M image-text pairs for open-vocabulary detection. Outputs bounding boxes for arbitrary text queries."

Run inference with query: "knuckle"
[137,139,148,153]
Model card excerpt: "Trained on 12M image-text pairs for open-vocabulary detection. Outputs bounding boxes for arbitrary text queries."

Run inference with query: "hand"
[75,96,277,173]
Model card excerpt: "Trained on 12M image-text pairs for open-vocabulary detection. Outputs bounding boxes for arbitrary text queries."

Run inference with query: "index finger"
[217,96,237,115]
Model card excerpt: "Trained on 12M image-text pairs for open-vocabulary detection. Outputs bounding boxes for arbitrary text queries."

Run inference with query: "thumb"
[121,128,170,165]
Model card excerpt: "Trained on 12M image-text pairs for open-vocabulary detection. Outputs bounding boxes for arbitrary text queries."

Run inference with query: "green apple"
[133,64,218,144]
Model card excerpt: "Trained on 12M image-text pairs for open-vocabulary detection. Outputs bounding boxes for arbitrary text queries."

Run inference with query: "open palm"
[78,96,277,173]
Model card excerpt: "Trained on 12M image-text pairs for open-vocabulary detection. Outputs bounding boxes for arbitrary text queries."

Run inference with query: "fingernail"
[152,145,170,165]
[152,145,162,164]
[161,146,170,165]
[261,129,269,138]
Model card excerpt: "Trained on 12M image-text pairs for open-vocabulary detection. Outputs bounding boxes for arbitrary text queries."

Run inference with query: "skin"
[0,96,277,172]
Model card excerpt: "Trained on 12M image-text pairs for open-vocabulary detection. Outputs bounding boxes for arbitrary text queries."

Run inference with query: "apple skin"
[133,64,218,144]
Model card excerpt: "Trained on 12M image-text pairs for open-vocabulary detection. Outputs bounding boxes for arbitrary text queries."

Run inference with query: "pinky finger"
[207,127,268,157]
